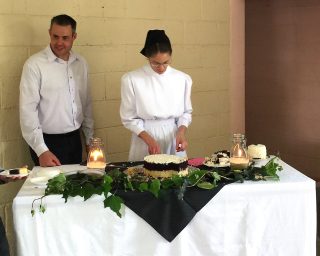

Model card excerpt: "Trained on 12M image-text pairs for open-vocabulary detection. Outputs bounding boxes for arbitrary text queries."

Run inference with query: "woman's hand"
[138,131,161,155]
[176,126,188,152]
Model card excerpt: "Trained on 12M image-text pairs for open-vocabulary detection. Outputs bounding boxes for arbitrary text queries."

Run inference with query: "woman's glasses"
[149,59,171,68]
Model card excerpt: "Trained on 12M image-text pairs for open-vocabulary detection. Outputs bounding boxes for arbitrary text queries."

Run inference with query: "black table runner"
[106,162,231,242]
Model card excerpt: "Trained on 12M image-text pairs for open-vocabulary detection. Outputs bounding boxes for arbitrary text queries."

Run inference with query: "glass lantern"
[229,133,249,169]
[87,137,106,169]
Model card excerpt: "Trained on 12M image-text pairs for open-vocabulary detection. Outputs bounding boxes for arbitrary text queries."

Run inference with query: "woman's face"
[148,52,171,74]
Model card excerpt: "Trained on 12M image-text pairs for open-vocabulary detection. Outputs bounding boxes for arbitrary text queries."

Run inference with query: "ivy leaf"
[138,182,148,192]
[124,177,134,191]
[104,195,123,217]
[197,181,215,190]
[39,204,46,214]
[187,169,206,186]
[171,175,184,187]
[103,175,113,196]
[149,179,161,198]
[83,183,96,201]
[161,179,175,189]
[31,209,35,217]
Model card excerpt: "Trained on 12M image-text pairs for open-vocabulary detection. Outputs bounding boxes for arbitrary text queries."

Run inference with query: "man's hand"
[176,126,188,152]
[138,131,161,155]
[39,151,61,167]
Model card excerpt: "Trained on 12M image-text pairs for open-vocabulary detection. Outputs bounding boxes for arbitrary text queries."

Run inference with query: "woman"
[120,30,192,161]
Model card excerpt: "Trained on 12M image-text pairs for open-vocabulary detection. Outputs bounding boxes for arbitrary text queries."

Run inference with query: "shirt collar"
[45,45,78,63]
[143,64,172,76]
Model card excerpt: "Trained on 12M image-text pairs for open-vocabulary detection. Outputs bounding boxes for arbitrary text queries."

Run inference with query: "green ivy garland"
[31,157,282,217]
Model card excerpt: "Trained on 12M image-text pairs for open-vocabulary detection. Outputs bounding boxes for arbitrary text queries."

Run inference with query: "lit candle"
[87,149,106,169]
[230,157,249,169]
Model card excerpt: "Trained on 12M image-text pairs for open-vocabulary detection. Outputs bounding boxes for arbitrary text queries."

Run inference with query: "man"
[20,14,94,167]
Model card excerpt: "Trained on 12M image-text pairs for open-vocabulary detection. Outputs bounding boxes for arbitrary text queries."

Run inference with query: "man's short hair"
[50,14,77,33]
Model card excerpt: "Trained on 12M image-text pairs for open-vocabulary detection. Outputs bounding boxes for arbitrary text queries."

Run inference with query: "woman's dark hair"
[50,14,77,33]
[140,30,172,57]
[144,42,172,57]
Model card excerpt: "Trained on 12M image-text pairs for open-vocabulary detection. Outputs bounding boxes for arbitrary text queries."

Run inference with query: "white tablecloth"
[13,160,316,256]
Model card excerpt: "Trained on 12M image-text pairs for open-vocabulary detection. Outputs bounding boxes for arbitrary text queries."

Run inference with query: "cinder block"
[165,0,201,20]
[188,135,230,158]
[0,15,31,46]
[161,20,184,45]
[106,126,131,154]
[75,46,126,73]
[217,90,230,113]
[218,112,231,136]
[29,46,45,56]
[78,0,104,17]
[125,45,147,71]
[77,17,106,45]
[107,151,129,162]
[29,16,51,46]
[173,46,201,69]
[1,139,33,169]
[73,46,105,73]
[188,114,218,140]
[89,73,106,101]
[0,47,28,76]
[104,19,162,45]
[200,45,229,68]
[103,0,126,18]
[202,0,229,21]
[185,21,229,45]
[26,1,79,16]
[0,0,26,14]
[214,22,230,45]
[126,0,164,19]
[186,67,221,92]
[192,91,220,115]
[0,109,21,142]
[106,71,124,100]
[1,76,19,109]
[92,100,122,128]
[187,137,211,158]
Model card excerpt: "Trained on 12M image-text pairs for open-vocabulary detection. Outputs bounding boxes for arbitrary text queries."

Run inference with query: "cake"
[248,144,267,159]
[143,154,188,178]
[9,166,28,175]
[203,150,230,167]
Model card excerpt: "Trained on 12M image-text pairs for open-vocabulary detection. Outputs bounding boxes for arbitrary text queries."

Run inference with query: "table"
[13,160,316,256]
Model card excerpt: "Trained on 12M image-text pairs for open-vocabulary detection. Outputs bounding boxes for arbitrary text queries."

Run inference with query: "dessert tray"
[0,169,30,178]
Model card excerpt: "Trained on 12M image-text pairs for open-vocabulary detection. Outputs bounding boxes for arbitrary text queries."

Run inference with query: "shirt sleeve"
[19,61,49,156]
[120,73,145,135]
[177,74,193,128]
[80,61,94,145]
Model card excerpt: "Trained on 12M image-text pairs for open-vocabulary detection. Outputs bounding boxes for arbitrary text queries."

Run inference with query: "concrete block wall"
[0,0,230,168]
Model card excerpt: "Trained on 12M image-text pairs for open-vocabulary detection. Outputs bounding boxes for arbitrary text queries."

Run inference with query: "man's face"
[49,23,76,61]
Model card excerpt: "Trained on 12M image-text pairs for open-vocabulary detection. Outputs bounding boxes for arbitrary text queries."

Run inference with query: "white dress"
[120,64,192,161]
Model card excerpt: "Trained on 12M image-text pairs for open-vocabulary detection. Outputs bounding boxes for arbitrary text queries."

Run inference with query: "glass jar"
[230,133,249,169]
[87,137,106,169]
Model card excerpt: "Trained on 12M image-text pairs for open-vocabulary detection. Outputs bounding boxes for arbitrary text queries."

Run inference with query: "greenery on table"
[31,157,283,217]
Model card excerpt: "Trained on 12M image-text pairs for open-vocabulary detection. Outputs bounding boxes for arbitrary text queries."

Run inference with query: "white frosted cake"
[248,144,267,159]
[143,154,188,178]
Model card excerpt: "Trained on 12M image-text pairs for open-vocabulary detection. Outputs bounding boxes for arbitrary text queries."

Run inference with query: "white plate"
[36,169,61,179]
[30,176,49,186]
[80,169,104,176]
[0,169,29,178]
[203,161,230,168]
